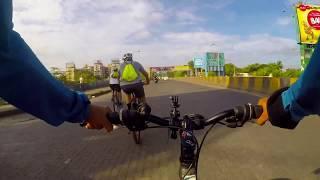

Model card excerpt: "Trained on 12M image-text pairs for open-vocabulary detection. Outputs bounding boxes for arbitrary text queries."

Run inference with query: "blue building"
[193,52,225,77]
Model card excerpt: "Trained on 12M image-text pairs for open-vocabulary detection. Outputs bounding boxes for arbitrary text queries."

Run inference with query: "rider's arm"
[136,62,150,84]
[0,0,112,130]
[141,70,150,84]
[258,37,320,129]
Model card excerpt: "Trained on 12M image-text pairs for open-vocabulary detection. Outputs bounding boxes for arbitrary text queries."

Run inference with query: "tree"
[239,61,283,77]
[55,74,67,83]
[225,63,237,76]
[281,69,302,78]
[74,69,97,83]
[188,60,195,76]
[207,71,217,77]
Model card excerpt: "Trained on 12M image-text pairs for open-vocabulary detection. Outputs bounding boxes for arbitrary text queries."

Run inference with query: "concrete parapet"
[177,76,297,95]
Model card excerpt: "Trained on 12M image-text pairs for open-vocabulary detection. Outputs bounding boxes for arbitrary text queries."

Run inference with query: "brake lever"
[221,116,243,128]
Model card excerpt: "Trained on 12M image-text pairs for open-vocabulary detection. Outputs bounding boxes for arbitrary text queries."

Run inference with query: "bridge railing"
[0,80,109,106]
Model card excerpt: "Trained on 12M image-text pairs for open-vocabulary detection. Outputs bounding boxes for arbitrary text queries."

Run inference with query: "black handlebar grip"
[252,105,263,119]
[234,104,264,125]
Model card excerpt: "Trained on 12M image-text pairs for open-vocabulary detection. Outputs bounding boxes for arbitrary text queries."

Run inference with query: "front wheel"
[179,163,197,180]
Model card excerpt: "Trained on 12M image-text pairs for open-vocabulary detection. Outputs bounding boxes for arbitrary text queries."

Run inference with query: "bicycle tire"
[132,130,141,144]
[111,93,116,112]
[112,93,122,112]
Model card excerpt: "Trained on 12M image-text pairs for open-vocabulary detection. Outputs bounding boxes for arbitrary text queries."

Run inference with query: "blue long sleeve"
[281,38,320,122]
[0,0,90,126]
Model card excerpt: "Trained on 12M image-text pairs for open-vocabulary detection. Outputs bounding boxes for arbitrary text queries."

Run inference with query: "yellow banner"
[296,4,320,44]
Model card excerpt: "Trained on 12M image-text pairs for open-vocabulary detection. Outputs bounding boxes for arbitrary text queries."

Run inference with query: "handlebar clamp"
[183,114,205,130]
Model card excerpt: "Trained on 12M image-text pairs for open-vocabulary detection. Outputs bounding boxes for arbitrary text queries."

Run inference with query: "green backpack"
[121,63,139,82]
[111,71,119,78]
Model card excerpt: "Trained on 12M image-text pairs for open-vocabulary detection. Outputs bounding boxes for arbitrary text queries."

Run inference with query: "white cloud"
[12,0,300,69]
[139,32,299,68]
[13,0,166,68]
[229,34,299,67]
[203,0,235,10]
[175,11,205,25]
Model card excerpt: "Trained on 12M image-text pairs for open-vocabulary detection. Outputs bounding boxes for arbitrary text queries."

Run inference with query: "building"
[111,59,121,68]
[83,64,94,72]
[94,60,108,78]
[193,52,225,77]
[66,62,76,81]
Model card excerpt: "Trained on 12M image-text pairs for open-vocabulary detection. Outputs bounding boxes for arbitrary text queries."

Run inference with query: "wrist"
[267,87,299,129]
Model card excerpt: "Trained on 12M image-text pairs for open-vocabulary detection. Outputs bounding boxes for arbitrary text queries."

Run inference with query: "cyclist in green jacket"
[119,53,150,107]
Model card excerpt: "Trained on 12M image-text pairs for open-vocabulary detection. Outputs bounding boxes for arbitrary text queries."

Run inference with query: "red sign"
[307,10,320,30]
[298,4,311,11]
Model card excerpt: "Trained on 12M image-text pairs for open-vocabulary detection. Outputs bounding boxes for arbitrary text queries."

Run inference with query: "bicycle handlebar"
[108,103,263,131]
[104,100,263,180]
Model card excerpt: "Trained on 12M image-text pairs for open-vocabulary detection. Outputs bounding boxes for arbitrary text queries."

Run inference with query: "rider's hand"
[256,87,299,129]
[256,97,269,125]
[85,105,113,132]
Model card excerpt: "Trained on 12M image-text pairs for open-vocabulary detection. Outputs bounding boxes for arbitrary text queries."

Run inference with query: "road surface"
[1,80,320,180]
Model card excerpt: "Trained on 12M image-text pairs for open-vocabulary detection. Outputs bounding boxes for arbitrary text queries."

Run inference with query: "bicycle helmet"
[123,53,133,62]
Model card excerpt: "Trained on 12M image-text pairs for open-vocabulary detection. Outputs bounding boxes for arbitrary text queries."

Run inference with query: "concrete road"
[1,80,320,180]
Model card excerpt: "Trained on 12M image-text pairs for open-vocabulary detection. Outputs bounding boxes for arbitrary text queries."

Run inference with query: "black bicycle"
[107,96,263,180]
[111,88,122,112]
[127,93,142,144]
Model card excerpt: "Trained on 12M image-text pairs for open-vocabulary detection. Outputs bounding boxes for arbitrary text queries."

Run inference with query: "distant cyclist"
[119,53,150,108]
[109,64,122,104]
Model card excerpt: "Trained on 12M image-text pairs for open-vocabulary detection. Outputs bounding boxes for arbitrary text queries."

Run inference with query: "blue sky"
[12,0,319,69]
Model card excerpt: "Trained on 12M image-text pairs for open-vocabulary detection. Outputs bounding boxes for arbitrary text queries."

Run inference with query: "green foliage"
[235,61,284,77]
[222,61,302,78]
[225,63,236,76]
[75,70,97,83]
[174,71,187,77]
[54,73,67,83]
[207,71,217,77]
[188,60,194,69]
[167,71,174,78]
[188,60,195,75]
[168,71,187,77]
[281,69,302,78]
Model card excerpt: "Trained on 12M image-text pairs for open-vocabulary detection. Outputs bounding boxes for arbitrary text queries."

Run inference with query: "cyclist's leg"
[109,84,115,101]
[115,84,122,103]
[132,83,146,104]
[121,85,134,109]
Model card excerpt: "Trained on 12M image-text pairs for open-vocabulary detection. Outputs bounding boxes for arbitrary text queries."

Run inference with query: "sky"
[12,0,320,69]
